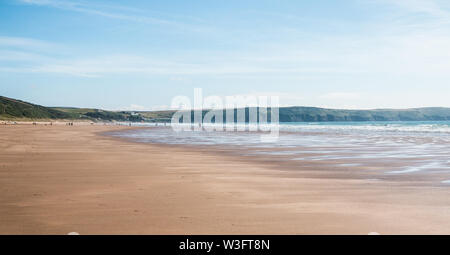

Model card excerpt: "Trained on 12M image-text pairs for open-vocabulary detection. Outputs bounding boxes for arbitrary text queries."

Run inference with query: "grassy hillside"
[148,107,450,122]
[278,107,450,122]
[138,110,175,122]
[2,95,450,122]
[53,107,144,122]
[0,96,73,120]
[0,96,145,121]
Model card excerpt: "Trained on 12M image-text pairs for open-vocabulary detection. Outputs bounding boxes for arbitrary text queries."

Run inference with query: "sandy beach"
[1,124,450,234]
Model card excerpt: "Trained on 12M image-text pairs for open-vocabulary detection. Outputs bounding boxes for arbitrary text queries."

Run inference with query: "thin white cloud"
[0,50,49,62]
[3,52,355,77]
[319,92,361,100]
[0,36,58,50]
[121,104,147,111]
[117,104,171,111]
[17,0,206,31]
[377,0,450,18]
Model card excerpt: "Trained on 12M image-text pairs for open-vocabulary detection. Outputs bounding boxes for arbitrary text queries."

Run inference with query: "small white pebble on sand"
[68,232,80,235]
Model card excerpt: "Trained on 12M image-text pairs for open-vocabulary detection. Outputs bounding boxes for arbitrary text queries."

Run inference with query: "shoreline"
[1,125,450,234]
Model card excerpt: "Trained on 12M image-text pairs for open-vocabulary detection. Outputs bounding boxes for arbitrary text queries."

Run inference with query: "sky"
[1,0,450,110]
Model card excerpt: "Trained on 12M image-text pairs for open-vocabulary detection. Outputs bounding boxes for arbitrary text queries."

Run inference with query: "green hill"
[0,96,73,120]
[277,106,450,122]
[52,107,144,122]
[154,107,450,122]
[2,95,450,122]
[0,96,144,121]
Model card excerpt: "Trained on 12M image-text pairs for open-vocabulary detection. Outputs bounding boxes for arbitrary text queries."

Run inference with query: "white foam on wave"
[120,121,450,135]
[340,163,362,167]
[386,162,445,174]
[279,122,450,134]
[252,150,302,156]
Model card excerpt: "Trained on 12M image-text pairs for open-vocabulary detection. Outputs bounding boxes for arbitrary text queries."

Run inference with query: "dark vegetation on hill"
[0,96,144,121]
[278,106,450,122]
[0,96,73,119]
[170,107,450,123]
[1,95,450,122]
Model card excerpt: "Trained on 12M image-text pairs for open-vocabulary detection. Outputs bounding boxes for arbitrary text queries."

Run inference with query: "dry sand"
[1,124,450,234]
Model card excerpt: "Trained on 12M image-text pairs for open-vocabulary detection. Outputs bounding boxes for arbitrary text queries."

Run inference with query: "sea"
[109,121,450,184]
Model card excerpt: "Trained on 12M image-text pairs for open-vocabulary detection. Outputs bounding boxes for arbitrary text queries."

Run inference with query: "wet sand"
[1,124,450,234]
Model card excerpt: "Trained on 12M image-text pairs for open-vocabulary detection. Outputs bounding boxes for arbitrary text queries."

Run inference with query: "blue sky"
[1,0,450,110]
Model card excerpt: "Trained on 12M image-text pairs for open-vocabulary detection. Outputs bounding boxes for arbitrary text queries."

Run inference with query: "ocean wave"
[120,121,450,135]
[278,122,450,134]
